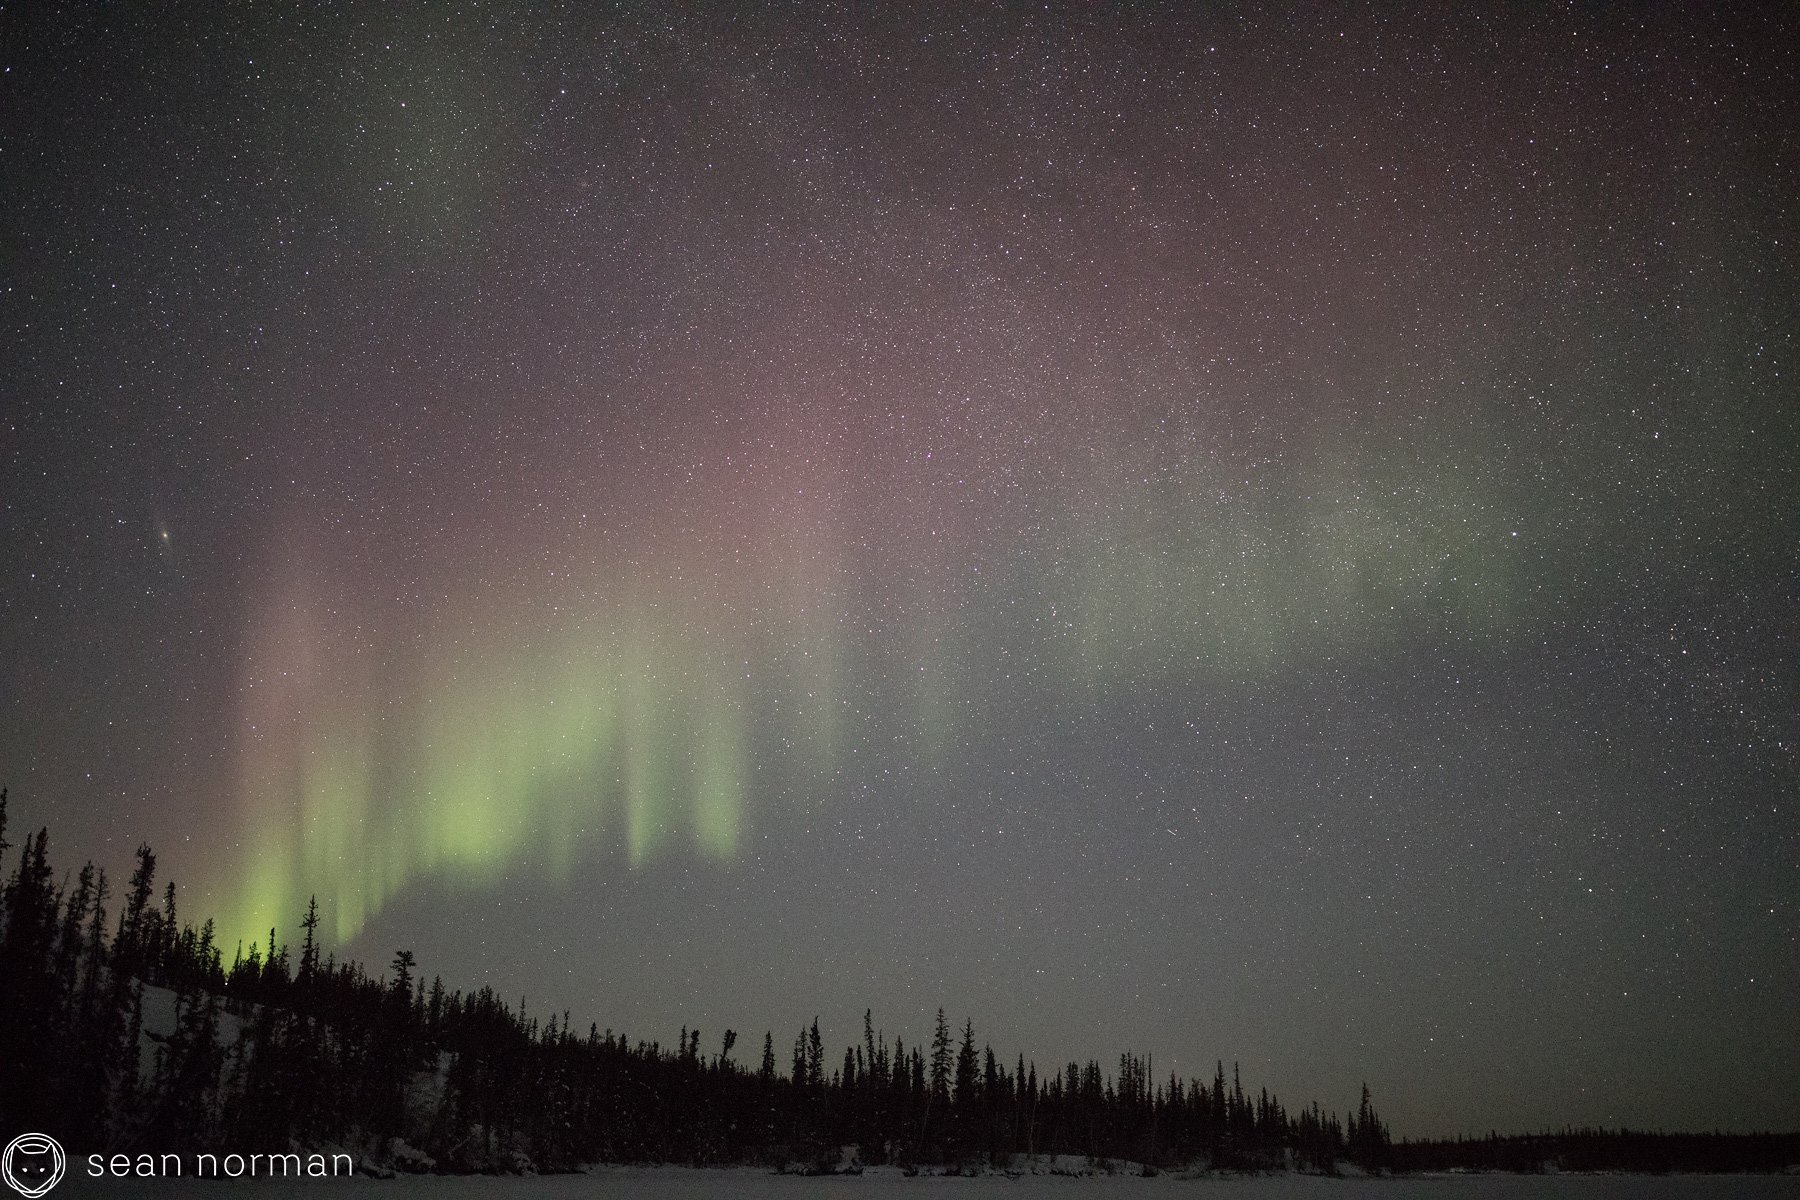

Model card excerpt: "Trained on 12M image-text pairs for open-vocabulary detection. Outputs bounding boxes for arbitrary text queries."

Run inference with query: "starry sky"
[2,3,1795,1140]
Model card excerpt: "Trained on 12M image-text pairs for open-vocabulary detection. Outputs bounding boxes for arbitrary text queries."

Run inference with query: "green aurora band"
[216,405,1636,951]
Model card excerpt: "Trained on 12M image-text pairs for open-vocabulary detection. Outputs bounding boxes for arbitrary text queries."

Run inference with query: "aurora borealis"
[223,395,1535,946]
[3,3,1795,1140]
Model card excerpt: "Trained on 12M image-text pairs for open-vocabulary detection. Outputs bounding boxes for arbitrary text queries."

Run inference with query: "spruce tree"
[298,895,321,987]
[0,829,58,1130]
[929,1008,952,1102]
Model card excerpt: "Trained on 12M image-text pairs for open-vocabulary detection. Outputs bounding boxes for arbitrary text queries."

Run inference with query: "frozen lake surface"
[78,1167,1800,1200]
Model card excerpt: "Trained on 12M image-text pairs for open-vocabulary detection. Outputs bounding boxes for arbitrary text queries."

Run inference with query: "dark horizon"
[3,3,1795,1143]
[4,804,1797,1176]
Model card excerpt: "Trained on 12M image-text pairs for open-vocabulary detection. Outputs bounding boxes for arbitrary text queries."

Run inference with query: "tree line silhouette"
[2,790,1790,1175]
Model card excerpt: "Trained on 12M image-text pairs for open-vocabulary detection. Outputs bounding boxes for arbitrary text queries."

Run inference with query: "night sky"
[3,4,1795,1140]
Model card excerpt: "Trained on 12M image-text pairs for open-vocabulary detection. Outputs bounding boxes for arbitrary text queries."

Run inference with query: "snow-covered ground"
[75,1167,1800,1199]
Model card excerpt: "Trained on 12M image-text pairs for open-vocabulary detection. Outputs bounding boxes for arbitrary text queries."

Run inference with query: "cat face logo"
[1,1134,65,1198]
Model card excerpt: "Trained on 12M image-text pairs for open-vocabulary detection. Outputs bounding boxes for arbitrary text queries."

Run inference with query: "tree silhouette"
[1,793,1786,1174]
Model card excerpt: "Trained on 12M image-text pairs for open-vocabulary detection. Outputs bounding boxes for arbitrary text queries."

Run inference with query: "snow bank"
[73,1167,1800,1198]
